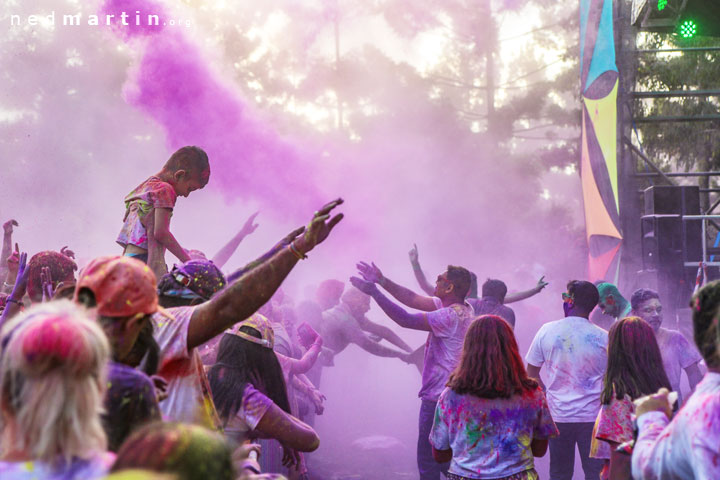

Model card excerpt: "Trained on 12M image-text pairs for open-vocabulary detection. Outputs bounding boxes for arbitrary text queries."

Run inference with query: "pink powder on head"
[102,0,166,40]
[21,317,91,375]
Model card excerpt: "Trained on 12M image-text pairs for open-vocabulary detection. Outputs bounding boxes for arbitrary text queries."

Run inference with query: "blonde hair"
[0,300,110,463]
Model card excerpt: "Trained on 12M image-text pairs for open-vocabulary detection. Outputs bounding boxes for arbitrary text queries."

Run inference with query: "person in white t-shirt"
[351,264,474,480]
[630,288,703,403]
[525,280,607,480]
[632,280,720,480]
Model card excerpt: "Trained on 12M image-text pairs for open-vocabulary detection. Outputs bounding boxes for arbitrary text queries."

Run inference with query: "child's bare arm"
[154,208,191,263]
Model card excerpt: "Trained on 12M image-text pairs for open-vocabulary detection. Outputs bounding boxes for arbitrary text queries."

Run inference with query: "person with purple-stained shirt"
[630,288,703,404]
[525,280,607,480]
[430,315,558,480]
[351,263,474,480]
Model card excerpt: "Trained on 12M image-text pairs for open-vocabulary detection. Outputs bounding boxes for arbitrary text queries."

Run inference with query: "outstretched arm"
[0,220,17,286]
[347,325,410,358]
[226,226,305,284]
[354,315,413,352]
[350,277,431,332]
[187,200,344,350]
[0,251,28,331]
[505,276,548,304]
[278,338,324,376]
[409,244,435,296]
[211,212,259,269]
[357,262,437,312]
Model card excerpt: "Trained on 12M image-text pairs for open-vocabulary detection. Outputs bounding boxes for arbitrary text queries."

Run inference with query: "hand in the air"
[350,276,378,296]
[409,243,419,263]
[356,261,383,284]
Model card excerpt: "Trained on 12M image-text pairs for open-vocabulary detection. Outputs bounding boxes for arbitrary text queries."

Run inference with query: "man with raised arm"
[408,243,547,304]
[76,199,343,428]
[350,264,474,480]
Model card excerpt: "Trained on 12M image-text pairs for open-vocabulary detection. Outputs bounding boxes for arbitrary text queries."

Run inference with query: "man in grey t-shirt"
[351,262,474,480]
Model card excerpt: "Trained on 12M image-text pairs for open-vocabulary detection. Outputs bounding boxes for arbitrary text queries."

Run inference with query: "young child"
[117,146,210,277]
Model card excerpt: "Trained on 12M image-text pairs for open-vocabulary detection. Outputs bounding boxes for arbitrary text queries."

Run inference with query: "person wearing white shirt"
[526,280,607,480]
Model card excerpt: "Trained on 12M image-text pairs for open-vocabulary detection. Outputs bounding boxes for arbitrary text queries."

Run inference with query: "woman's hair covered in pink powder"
[0,300,110,463]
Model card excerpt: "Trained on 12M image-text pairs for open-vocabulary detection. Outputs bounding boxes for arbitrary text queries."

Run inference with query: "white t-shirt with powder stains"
[525,316,608,423]
[419,297,475,402]
[151,306,221,429]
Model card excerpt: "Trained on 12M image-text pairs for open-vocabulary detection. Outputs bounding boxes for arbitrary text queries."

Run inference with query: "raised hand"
[535,275,549,292]
[241,211,260,236]
[40,266,55,302]
[279,226,306,248]
[12,252,29,298]
[356,261,383,284]
[7,243,20,277]
[294,199,344,255]
[3,219,18,236]
[297,322,321,350]
[60,246,76,260]
[409,243,419,263]
[350,276,378,296]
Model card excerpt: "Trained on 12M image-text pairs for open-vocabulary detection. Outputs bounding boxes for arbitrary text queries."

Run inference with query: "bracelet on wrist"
[6,298,24,307]
[289,240,308,260]
[3,281,14,288]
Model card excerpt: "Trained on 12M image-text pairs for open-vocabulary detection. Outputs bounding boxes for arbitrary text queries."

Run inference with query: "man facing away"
[526,280,607,480]
[351,263,474,480]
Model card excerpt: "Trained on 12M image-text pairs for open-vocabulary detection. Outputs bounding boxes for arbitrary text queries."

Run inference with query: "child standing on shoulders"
[116,146,210,278]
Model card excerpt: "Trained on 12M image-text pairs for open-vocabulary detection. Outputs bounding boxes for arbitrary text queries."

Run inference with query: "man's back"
[526,316,608,422]
[467,297,515,328]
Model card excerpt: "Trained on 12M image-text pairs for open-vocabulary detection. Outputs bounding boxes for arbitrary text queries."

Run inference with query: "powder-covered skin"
[430,386,558,479]
[632,372,720,480]
[525,316,608,422]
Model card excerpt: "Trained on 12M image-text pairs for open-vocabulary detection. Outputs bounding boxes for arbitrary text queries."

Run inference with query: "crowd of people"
[0,146,718,480]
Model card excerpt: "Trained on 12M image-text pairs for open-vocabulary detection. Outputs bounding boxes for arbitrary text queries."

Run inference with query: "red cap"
[74,256,158,318]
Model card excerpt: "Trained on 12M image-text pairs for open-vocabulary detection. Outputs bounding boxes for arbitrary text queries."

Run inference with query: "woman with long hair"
[429,315,558,480]
[589,316,672,479]
[208,314,319,473]
[0,300,114,479]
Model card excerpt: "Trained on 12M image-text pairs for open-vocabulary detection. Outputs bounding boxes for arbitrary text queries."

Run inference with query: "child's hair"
[110,422,235,480]
[601,316,672,404]
[163,146,210,182]
[447,315,538,399]
[0,300,110,463]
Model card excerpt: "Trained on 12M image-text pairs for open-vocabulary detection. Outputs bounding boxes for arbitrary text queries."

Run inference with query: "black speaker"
[643,186,702,263]
[644,185,700,216]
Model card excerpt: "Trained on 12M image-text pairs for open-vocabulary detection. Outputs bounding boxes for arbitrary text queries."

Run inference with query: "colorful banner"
[580,0,622,281]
